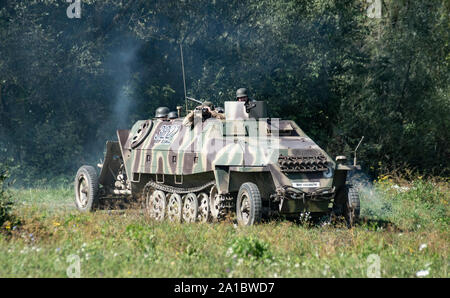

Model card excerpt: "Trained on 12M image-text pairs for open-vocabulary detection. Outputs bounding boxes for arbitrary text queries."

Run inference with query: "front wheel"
[343,185,360,227]
[74,165,99,212]
[236,182,262,226]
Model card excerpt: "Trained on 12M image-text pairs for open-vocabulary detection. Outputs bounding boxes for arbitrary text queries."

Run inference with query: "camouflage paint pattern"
[101,101,352,214]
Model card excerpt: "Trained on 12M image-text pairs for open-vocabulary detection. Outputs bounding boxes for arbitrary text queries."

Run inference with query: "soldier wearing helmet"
[236,88,250,102]
[182,100,225,127]
[155,107,169,120]
[167,111,178,120]
[236,87,256,113]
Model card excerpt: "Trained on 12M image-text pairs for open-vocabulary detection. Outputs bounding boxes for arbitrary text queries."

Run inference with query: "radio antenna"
[353,136,364,166]
[180,44,187,113]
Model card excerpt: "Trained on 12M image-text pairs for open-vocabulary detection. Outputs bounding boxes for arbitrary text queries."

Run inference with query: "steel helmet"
[167,111,178,119]
[155,107,169,118]
[236,88,248,99]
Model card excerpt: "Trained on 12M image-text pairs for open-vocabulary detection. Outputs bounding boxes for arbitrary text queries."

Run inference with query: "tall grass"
[0,178,448,278]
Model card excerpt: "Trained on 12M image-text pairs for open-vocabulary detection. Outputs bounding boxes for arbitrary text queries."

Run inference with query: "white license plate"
[292,182,320,188]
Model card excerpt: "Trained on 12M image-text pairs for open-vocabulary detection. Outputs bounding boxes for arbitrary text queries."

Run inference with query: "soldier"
[167,111,178,119]
[236,88,249,102]
[182,101,225,127]
[155,107,169,120]
[215,106,224,114]
[236,88,256,113]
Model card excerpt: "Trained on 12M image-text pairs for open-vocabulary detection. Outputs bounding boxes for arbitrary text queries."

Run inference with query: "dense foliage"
[0,167,12,226]
[0,0,448,185]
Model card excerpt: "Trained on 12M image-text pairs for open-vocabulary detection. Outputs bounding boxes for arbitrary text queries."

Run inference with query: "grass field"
[0,177,448,278]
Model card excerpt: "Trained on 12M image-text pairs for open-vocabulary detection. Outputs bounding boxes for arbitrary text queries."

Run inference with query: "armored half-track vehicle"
[75,101,361,226]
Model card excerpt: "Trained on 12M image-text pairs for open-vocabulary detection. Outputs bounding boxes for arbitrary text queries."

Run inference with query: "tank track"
[144,180,215,194]
[143,180,234,222]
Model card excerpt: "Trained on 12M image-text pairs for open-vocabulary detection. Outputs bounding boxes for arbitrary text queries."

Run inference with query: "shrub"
[228,236,272,260]
[0,167,13,227]
[362,176,449,231]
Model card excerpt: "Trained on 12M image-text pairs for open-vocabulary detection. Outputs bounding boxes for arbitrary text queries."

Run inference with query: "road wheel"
[236,182,262,226]
[147,190,166,221]
[74,165,99,212]
[183,193,198,223]
[167,193,183,223]
[344,185,360,227]
[197,192,211,223]
[209,185,227,222]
